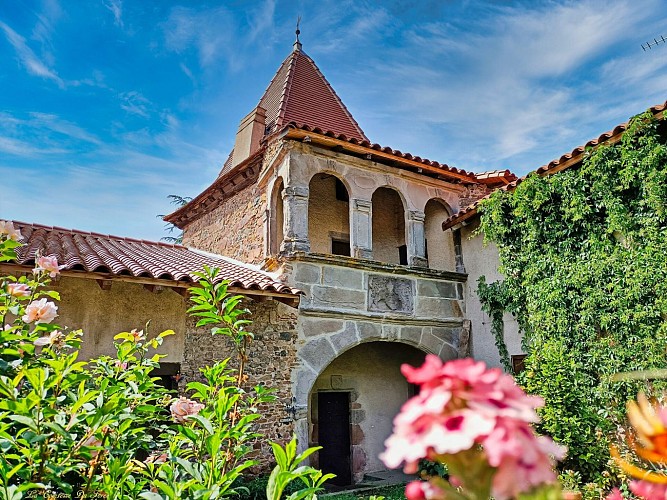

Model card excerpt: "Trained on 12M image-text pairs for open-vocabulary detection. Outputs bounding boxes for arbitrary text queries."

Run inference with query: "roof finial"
[293,16,302,51]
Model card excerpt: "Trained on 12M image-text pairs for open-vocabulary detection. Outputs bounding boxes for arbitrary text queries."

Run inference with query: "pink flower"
[629,480,667,500]
[22,298,58,324]
[381,355,565,497]
[606,489,624,500]
[7,283,30,298]
[0,220,21,241]
[34,255,64,278]
[114,360,128,370]
[405,481,444,500]
[170,397,204,424]
[130,329,145,342]
[491,435,566,500]
[34,330,65,348]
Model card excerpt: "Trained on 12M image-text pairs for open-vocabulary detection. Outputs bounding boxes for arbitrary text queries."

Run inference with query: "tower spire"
[293,16,302,51]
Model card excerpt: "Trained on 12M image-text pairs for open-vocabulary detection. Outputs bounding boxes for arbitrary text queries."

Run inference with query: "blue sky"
[2,0,667,241]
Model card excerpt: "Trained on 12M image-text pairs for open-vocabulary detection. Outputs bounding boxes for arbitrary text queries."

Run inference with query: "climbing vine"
[476,111,667,484]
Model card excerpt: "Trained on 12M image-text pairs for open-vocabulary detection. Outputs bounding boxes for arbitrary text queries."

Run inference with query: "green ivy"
[476,111,667,483]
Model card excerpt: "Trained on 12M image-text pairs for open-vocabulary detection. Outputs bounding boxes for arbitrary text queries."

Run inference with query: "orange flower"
[611,392,667,484]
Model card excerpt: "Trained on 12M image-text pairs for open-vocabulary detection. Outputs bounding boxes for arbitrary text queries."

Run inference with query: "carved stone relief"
[367,275,414,314]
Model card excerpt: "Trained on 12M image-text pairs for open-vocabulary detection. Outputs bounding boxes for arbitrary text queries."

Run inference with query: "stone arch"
[371,186,406,265]
[292,320,461,410]
[308,172,351,255]
[424,197,456,271]
[268,177,285,255]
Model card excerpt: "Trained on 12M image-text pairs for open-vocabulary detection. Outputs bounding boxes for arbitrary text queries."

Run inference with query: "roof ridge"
[12,220,186,249]
[276,50,299,128]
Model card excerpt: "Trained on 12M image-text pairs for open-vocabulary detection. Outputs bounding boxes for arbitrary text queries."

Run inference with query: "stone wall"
[182,184,266,265]
[181,298,300,472]
[458,183,492,208]
[283,253,469,479]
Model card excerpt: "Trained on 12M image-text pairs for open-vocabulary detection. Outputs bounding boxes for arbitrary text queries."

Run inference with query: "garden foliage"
[476,111,667,483]
[0,229,327,499]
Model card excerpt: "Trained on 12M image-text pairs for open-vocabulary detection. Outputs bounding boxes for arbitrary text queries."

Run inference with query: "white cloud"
[105,0,123,27]
[119,91,151,118]
[0,20,64,86]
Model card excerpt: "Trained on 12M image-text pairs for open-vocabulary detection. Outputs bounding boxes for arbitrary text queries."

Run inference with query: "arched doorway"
[309,341,426,485]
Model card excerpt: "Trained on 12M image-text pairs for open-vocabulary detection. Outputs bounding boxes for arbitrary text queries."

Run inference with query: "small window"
[332,239,350,256]
[398,245,408,265]
[335,179,349,202]
[511,355,527,375]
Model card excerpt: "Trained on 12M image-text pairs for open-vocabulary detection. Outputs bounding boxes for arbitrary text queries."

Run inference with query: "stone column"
[281,185,310,253]
[350,198,373,259]
[407,209,428,267]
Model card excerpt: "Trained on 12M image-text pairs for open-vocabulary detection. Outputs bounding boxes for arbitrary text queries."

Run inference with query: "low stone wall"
[181,298,299,472]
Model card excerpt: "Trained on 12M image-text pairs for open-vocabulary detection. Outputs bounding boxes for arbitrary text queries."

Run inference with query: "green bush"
[477,111,667,483]
[0,231,275,499]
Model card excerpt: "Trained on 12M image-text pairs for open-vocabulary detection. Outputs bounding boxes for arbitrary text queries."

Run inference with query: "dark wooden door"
[318,392,351,485]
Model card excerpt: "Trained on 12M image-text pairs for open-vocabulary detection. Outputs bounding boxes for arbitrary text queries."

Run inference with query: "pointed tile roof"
[259,46,368,142]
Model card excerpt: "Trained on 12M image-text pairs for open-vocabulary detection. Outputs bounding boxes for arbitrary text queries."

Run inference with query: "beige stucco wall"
[371,187,405,265]
[424,199,456,271]
[459,220,523,369]
[312,341,426,478]
[308,174,350,254]
[51,276,187,363]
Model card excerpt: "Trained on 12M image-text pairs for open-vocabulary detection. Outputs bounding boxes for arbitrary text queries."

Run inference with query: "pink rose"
[170,397,204,424]
[0,220,21,241]
[34,330,65,348]
[405,481,444,500]
[34,255,65,278]
[22,298,58,324]
[7,283,30,298]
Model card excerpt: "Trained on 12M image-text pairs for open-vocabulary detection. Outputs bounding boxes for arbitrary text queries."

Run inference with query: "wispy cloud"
[119,91,151,118]
[0,20,63,87]
[356,0,666,171]
[104,0,123,27]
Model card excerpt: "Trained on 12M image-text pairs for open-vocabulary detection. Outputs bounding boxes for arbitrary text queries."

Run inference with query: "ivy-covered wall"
[476,112,667,482]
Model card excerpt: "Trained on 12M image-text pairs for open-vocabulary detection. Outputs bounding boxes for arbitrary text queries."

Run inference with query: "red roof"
[442,99,667,230]
[259,46,368,142]
[10,221,300,296]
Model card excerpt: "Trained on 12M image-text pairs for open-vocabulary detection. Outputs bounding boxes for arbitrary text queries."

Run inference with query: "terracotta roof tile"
[282,123,477,182]
[10,221,300,296]
[259,48,368,142]
[442,99,667,230]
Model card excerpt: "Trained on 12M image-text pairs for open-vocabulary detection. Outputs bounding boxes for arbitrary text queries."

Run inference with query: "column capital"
[283,185,309,198]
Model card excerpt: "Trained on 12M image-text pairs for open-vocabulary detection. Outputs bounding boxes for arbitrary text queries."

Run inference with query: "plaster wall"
[371,188,405,264]
[424,199,456,271]
[308,174,350,254]
[459,220,523,369]
[311,342,426,478]
[50,276,186,363]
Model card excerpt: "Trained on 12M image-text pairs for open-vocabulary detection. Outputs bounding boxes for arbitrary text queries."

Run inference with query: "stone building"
[163,38,522,484]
